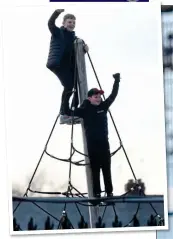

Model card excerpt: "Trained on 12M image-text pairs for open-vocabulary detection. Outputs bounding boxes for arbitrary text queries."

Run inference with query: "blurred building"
[157,5,173,239]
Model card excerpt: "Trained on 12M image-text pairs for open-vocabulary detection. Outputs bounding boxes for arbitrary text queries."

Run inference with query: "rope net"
[13,40,164,230]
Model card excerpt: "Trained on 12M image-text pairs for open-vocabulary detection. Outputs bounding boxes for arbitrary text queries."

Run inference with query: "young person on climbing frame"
[46,9,89,124]
[65,73,120,198]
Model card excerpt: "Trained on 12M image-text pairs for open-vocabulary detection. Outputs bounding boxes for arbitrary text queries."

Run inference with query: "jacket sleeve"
[48,10,61,34]
[66,100,87,118]
[102,79,120,110]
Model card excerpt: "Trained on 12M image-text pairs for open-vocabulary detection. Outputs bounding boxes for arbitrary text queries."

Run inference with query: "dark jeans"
[51,65,79,115]
[87,140,113,195]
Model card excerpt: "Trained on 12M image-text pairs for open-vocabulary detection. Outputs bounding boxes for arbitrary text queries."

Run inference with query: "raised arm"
[102,73,120,110]
[48,9,64,34]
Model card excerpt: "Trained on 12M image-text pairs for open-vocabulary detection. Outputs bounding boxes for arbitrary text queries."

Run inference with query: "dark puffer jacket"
[46,10,76,70]
[66,79,120,144]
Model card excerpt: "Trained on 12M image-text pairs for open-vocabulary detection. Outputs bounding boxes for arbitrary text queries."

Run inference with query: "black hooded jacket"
[67,79,120,144]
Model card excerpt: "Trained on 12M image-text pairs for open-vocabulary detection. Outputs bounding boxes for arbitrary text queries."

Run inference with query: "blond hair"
[63,14,76,22]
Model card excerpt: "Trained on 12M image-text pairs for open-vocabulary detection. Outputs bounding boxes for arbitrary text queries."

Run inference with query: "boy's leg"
[60,87,73,114]
[101,156,113,196]
[90,159,101,197]
[71,73,79,110]
[51,66,80,124]
[100,142,113,196]
[63,67,80,124]
[88,147,101,197]
[52,66,73,112]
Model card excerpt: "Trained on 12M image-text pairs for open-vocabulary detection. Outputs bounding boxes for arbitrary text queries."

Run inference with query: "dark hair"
[63,14,76,22]
[88,88,104,97]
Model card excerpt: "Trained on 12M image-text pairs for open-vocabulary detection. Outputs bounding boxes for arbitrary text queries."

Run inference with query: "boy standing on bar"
[46,9,89,124]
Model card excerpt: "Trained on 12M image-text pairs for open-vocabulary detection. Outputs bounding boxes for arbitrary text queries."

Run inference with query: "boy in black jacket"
[66,73,120,198]
[46,9,88,124]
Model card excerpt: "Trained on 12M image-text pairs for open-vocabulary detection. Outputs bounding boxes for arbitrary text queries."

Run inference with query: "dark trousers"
[87,140,113,195]
[51,65,79,115]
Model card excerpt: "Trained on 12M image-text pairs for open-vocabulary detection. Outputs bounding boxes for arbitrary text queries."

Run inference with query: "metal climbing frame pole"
[74,39,99,228]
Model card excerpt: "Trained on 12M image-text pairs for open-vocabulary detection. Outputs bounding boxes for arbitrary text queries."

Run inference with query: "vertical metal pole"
[74,39,99,228]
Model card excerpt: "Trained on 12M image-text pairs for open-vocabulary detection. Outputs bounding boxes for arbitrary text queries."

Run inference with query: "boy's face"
[63,18,76,31]
[88,94,102,105]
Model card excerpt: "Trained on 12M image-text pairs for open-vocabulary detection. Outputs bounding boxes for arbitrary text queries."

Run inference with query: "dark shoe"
[106,192,113,197]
